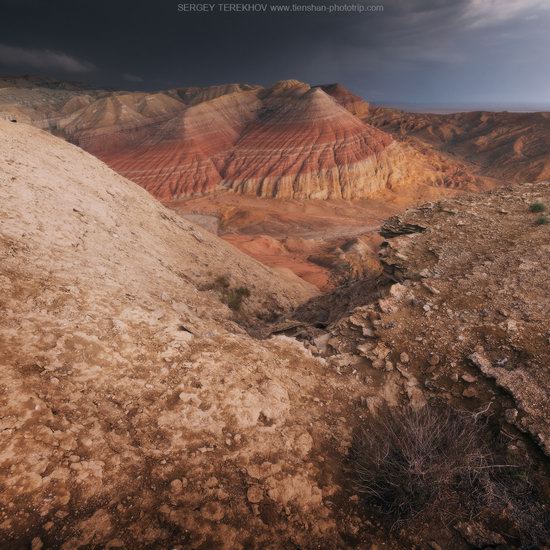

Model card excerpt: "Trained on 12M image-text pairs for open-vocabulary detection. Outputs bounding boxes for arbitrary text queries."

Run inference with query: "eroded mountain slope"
[367,107,550,184]
[0,79,486,202]
[282,182,550,547]
[1,120,548,548]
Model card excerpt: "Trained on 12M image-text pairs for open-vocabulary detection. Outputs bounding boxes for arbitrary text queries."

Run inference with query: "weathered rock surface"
[222,84,395,199]
[318,82,370,118]
[283,182,550,547]
[329,181,550,457]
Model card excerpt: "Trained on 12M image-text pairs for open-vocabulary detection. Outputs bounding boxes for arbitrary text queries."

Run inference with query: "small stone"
[201,501,225,521]
[461,374,477,383]
[389,283,408,299]
[385,361,394,371]
[378,298,395,313]
[429,354,440,366]
[456,521,506,547]
[356,343,372,357]
[367,310,379,322]
[505,408,518,423]
[463,387,478,398]
[31,537,43,550]
[247,485,264,503]
[399,352,410,364]
[506,319,518,332]
[106,539,125,548]
[170,479,183,494]
[422,282,440,295]
[205,476,218,488]
[313,333,331,353]
[469,352,492,372]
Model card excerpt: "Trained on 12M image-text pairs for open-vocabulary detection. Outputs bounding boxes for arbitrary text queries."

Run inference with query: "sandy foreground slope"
[0,121,373,547]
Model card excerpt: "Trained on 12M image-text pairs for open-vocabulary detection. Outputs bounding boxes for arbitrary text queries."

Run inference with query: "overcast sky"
[1,0,550,109]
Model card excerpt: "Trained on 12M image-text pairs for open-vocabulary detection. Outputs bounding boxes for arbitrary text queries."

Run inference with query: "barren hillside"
[0,121,369,548]
[296,181,550,547]
[366,107,550,183]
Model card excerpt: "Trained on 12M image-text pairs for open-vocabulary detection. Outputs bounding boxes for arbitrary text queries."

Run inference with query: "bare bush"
[350,405,550,547]
[351,405,491,520]
[528,201,546,213]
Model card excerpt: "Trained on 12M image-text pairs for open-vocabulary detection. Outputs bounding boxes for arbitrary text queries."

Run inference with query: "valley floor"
[169,183,463,290]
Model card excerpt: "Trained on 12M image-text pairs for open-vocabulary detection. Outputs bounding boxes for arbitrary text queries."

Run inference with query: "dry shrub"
[199,275,251,311]
[350,405,550,547]
[528,201,546,213]
[224,286,251,311]
[483,469,550,549]
[351,405,490,520]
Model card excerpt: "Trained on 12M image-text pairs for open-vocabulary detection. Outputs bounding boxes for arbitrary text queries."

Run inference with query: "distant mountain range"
[0,76,496,203]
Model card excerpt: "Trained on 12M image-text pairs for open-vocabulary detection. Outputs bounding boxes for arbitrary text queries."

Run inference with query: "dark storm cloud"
[0,43,94,72]
[0,0,549,108]
[123,73,144,83]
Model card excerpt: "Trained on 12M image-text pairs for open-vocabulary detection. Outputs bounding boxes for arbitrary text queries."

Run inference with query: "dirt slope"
[289,182,550,547]
[1,120,548,548]
[0,121,379,548]
[323,182,550,454]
